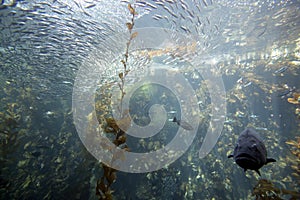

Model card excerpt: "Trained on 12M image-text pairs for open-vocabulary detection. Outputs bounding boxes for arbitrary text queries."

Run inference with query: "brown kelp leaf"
[292,172,299,177]
[111,149,126,163]
[281,188,300,198]
[120,144,130,152]
[128,4,137,15]
[105,118,120,132]
[130,32,138,39]
[104,190,113,200]
[252,179,283,197]
[288,98,299,105]
[118,72,123,79]
[291,150,298,155]
[96,177,107,194]
[286,140,298,146]
[116,116,131,132]
[288,93,300,105]
[117,135,127,145]
[104,126,115,133]
[113,135,127,146]
[293,92,300,99]
[102,164,112,177]
[123,146,130,152]
[126,22,133,31]
[107,172,117,185]
[99,140,115,152]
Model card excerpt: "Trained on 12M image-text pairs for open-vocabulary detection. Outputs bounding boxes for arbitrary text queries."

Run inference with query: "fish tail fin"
[266,158,276,164]
[172,117,177,122]
[255,169,261,176]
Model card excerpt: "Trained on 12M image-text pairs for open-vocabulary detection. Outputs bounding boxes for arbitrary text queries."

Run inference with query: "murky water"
[1,0,300,199]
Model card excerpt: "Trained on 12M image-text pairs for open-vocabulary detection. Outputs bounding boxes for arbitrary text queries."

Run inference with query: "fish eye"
[251,143,258,150]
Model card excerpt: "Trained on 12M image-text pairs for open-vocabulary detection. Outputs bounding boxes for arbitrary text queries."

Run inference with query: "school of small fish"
[0,0,300,199]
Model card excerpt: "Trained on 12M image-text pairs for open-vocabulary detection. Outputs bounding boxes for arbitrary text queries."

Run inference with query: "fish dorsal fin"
[255,169,261,176]
[266,158,276,164]
[172,117,181,126]
[172,117,177,122]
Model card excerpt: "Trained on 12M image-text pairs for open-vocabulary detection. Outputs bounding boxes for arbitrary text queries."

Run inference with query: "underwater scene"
[1,0,300,199]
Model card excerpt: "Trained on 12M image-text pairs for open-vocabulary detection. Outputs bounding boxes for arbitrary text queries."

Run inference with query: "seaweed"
[117,3,138,117]
[252,136,300,200]
[95,116,130,200]
[0,103,22,193]
[95,3,137,200]
[287,92,300,120]
[252,179,300,200]
[286,136,300,184]
[0,103,21,154]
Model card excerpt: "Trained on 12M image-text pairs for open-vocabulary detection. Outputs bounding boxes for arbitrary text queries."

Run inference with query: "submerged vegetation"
[252,179,300,200]
[95,3,137,200]
[251,93,300,200]
[118,3,138,116]
[0,103,22,194]
[0,0,300,199]
[287,92,300,121]
[286,136,300,186]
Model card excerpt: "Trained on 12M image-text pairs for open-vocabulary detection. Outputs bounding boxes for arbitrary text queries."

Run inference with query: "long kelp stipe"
[95,3,138,200]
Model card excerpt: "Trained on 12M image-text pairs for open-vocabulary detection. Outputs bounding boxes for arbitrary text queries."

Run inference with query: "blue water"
[0,0,300,199]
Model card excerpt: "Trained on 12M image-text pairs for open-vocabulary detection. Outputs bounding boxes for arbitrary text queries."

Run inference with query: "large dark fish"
[228,128,276,176]
[172,117,193,131]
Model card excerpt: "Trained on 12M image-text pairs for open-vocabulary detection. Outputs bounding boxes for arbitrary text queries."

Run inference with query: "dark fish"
[172,117,193,131]
[277,88,295,97]
[274,66,288,74]
[228,128,276,176]
[31,151,41,157]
